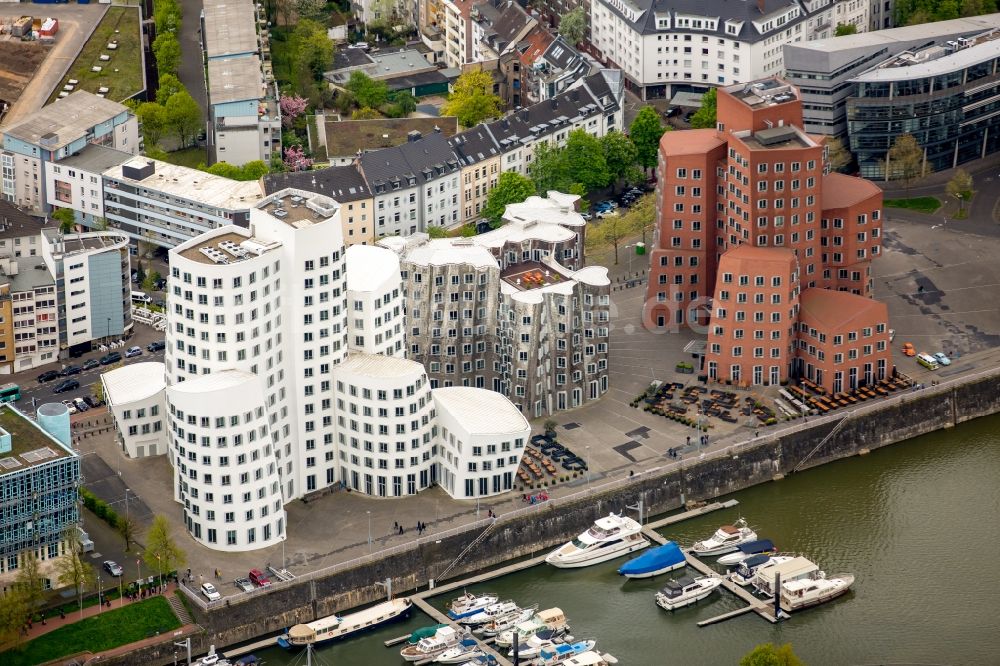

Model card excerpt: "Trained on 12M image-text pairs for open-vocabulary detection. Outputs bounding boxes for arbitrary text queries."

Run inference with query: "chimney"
[433,125,442,133]
[407,130,423,142]
[757,0,765,13]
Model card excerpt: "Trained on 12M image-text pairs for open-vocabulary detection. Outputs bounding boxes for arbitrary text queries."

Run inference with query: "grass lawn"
[2,596,180,666]
[158,147,209,169]
[883,196,941,213]
[49,6,145,104]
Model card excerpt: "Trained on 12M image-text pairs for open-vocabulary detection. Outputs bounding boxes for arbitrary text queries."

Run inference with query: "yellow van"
[916,353,939,370]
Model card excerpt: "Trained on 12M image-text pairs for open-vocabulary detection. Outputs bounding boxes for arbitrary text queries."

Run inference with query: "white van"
[916,353,939,370]
[131,290,152,304]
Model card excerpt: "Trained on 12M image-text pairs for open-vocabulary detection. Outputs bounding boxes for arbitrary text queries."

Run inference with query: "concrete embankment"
[104,370,1000,665]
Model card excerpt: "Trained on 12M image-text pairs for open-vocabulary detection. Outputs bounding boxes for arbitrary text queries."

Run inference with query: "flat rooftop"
[5,261,54,292]
[105,158,264,211]
[256,190,339,229]
[740,126,814,151]
[207,56,265,105]
[725,78,798,110]
[321,116,459,158]
[0,405,71,476]
[2,91,127,150]
[202,0,259,59]
[176,229,280,266]
[44,229,129,255]
[55,143,133,175]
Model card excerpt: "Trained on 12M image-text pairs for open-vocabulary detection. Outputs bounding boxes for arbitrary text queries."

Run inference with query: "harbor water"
[255,414,1000,665]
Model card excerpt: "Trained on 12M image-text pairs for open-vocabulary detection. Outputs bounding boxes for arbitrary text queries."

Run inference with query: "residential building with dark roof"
[589,0,869,101]
[448,126,502,225]
[642,77,890,393]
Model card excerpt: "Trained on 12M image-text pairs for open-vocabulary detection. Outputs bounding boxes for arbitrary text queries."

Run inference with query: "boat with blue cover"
[618,541,685,579]
[537,640,598,665]
[717,539,776,566]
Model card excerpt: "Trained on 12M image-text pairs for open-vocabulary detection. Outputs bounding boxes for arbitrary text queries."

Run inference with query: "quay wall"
[101,372,1000,665]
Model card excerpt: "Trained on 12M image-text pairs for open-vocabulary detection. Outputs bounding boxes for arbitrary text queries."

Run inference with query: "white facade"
[345,244,405,357]
[166,369,286,551]
[45,162,107,224]
[333,354,437,496]
[103,362,167,459]
[434,386,530,498]
[590,0,869,99]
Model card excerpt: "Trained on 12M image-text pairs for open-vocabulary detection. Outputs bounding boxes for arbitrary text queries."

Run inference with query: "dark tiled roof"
[599,0,803,41]
[333,47,373,70]
[449,126,501,166]
[0,200,52,239]
[359,131,461,191]
[262,166,371,202]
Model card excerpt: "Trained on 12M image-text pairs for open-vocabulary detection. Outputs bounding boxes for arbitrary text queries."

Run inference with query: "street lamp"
[124,488,131,523]
[367,510,372,554]
[107,317,111,342]
[955,192,964,213]
[585,445,591,490]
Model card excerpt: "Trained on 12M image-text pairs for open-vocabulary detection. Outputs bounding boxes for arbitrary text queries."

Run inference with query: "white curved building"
[166,369,285,551]
[345,244,405,358]
[102,361,166,459]
[333,353,436,496]
[433,386,530,498]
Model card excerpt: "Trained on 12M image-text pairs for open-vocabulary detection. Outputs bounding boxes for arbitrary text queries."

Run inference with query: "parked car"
[248,568,271,588]
[104,560,124,576]
[147,340,166,352]
[901,342,916,357]
[61,365,82,376]
[37,370,60,383]
[124,346,142,358]
[83,395,104,409]
[664,106,681,118]
[234,577,255,593]
[73,397,90,412]
[153,278,168,290]
[53,379,80,393]
[933,352,951,366]
[82,359,100,371]
[62,400,78,415]
[201,582,221,601]
[100,352,122,365]
[579,212,592,221]
[596,209,618,219]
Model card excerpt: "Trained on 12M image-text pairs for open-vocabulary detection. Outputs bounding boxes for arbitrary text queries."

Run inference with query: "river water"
[255,415,1000,665]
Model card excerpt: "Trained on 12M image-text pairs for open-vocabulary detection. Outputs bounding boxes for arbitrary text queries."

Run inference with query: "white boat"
[536,639,597,665]
[475,605,536,636]
[400,626,464,662]
[730,555,795,586]
[278,597,412,647]
[448,592,499,620]
[545,514,649,568]
[654,575,722,610]
[717,539,776,566]
[461,599,520,625]
[495,608,568,648]
[435,638,485,663]
[751,556,821,597]
[196,646,230,666]
[779,573,855,611]
[561,652,619,666]
[690,518,757,556]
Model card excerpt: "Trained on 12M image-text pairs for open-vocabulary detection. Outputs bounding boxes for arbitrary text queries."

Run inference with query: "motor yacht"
[560,652,619,666]
[536,640,598,665]
[654,575,722,610]
[730,554,795,586]
[717,539,776,566]
[690,518,757,556]
[618,541,685,578]
[751,556,821,597]
[508,629,566,660]
[545,514,648,568]
[779,573,855,611]
[495,608,568,648]
[461,599,520,625]
[447,592,500,620]
[475,605,536,636]
[400,626,465,662]
[195,647,230,666]
[435,638,485,663]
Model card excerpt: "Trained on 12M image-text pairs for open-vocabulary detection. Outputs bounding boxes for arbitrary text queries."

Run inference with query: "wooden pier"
[644,499,740,531]
[223,635,277,659]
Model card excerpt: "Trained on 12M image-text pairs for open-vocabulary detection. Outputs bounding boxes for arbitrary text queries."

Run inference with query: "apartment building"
[262,166,375,246]
[0,404,80,590]
[102,362,167,459]
[442,0,476,68]
[784,13,1000,137]
[448,126,502,226]
[589,0,869,100]
[380,191,610,417]
[44,144,132,229]
[345,244,406,357]
[643,77,890,391]
[1,92,138,213]
[358,130,463,236]
[0,257,58,372]
[527,35,595,106]
[0,199,52,260]
[102,157,263,248]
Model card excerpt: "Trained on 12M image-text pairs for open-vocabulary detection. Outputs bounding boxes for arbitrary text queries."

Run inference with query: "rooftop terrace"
[501,260,569,291]
[176,229,279,266]
[0,405,71,477]
[256,190,339,229]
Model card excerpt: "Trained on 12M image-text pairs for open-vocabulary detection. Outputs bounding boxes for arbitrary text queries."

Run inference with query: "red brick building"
[644,78,892,392]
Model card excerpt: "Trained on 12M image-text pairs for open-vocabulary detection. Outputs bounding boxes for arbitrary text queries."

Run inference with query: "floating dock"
[223,635,277,658]
[409,596,513,666]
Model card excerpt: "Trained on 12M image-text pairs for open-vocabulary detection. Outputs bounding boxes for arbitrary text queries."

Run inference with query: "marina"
[248,415,1000,665]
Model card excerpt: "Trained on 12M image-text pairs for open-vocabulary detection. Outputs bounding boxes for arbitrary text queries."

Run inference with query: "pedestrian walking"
[394,521,399,531]
[398,525,404,535]
[60,609,65,620]
[754,430,759,438]
[41,614,46,626]
[686,436,691,446]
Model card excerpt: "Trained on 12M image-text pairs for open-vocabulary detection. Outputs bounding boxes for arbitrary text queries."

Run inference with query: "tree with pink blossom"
[279,94,308,128]
[283,145,313,172]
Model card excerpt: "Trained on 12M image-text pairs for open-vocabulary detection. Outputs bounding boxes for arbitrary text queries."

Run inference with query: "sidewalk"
[17,582,180,644]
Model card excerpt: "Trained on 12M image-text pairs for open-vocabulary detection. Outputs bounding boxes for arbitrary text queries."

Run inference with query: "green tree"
[54,528,96,618]
[441,70,503,128]
[352,106,382,120]
[834,22,858,35]
[564,129,610,191]
[0,586,29,646]
[152,33,181,76]
[558,6,587,45]
[117,514,140,552]
[628,193,656,244]
[689,87,718,129]
[203,160,269,181]
[143,515,186,584]
[155,73,184,105]
[142,270,162,293]
[740,642,805,666]
[427,225,449,238]
[295,0,327,19]
[529,141,572,194]
[136,101,168,147]
[629,106,666,171]
[482,172,535,226]
[346,71,389,109]
[946,167,974,212]
[92,380,105,405]
[586,207,640,264]
[165,90,203,148]
[824,136,852,173]
[294,20,333,80]
[601,130,638,191]
[53,207,76,233]
[15,551,47,617]
[390,90,417,115]
[882,133,924,189]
